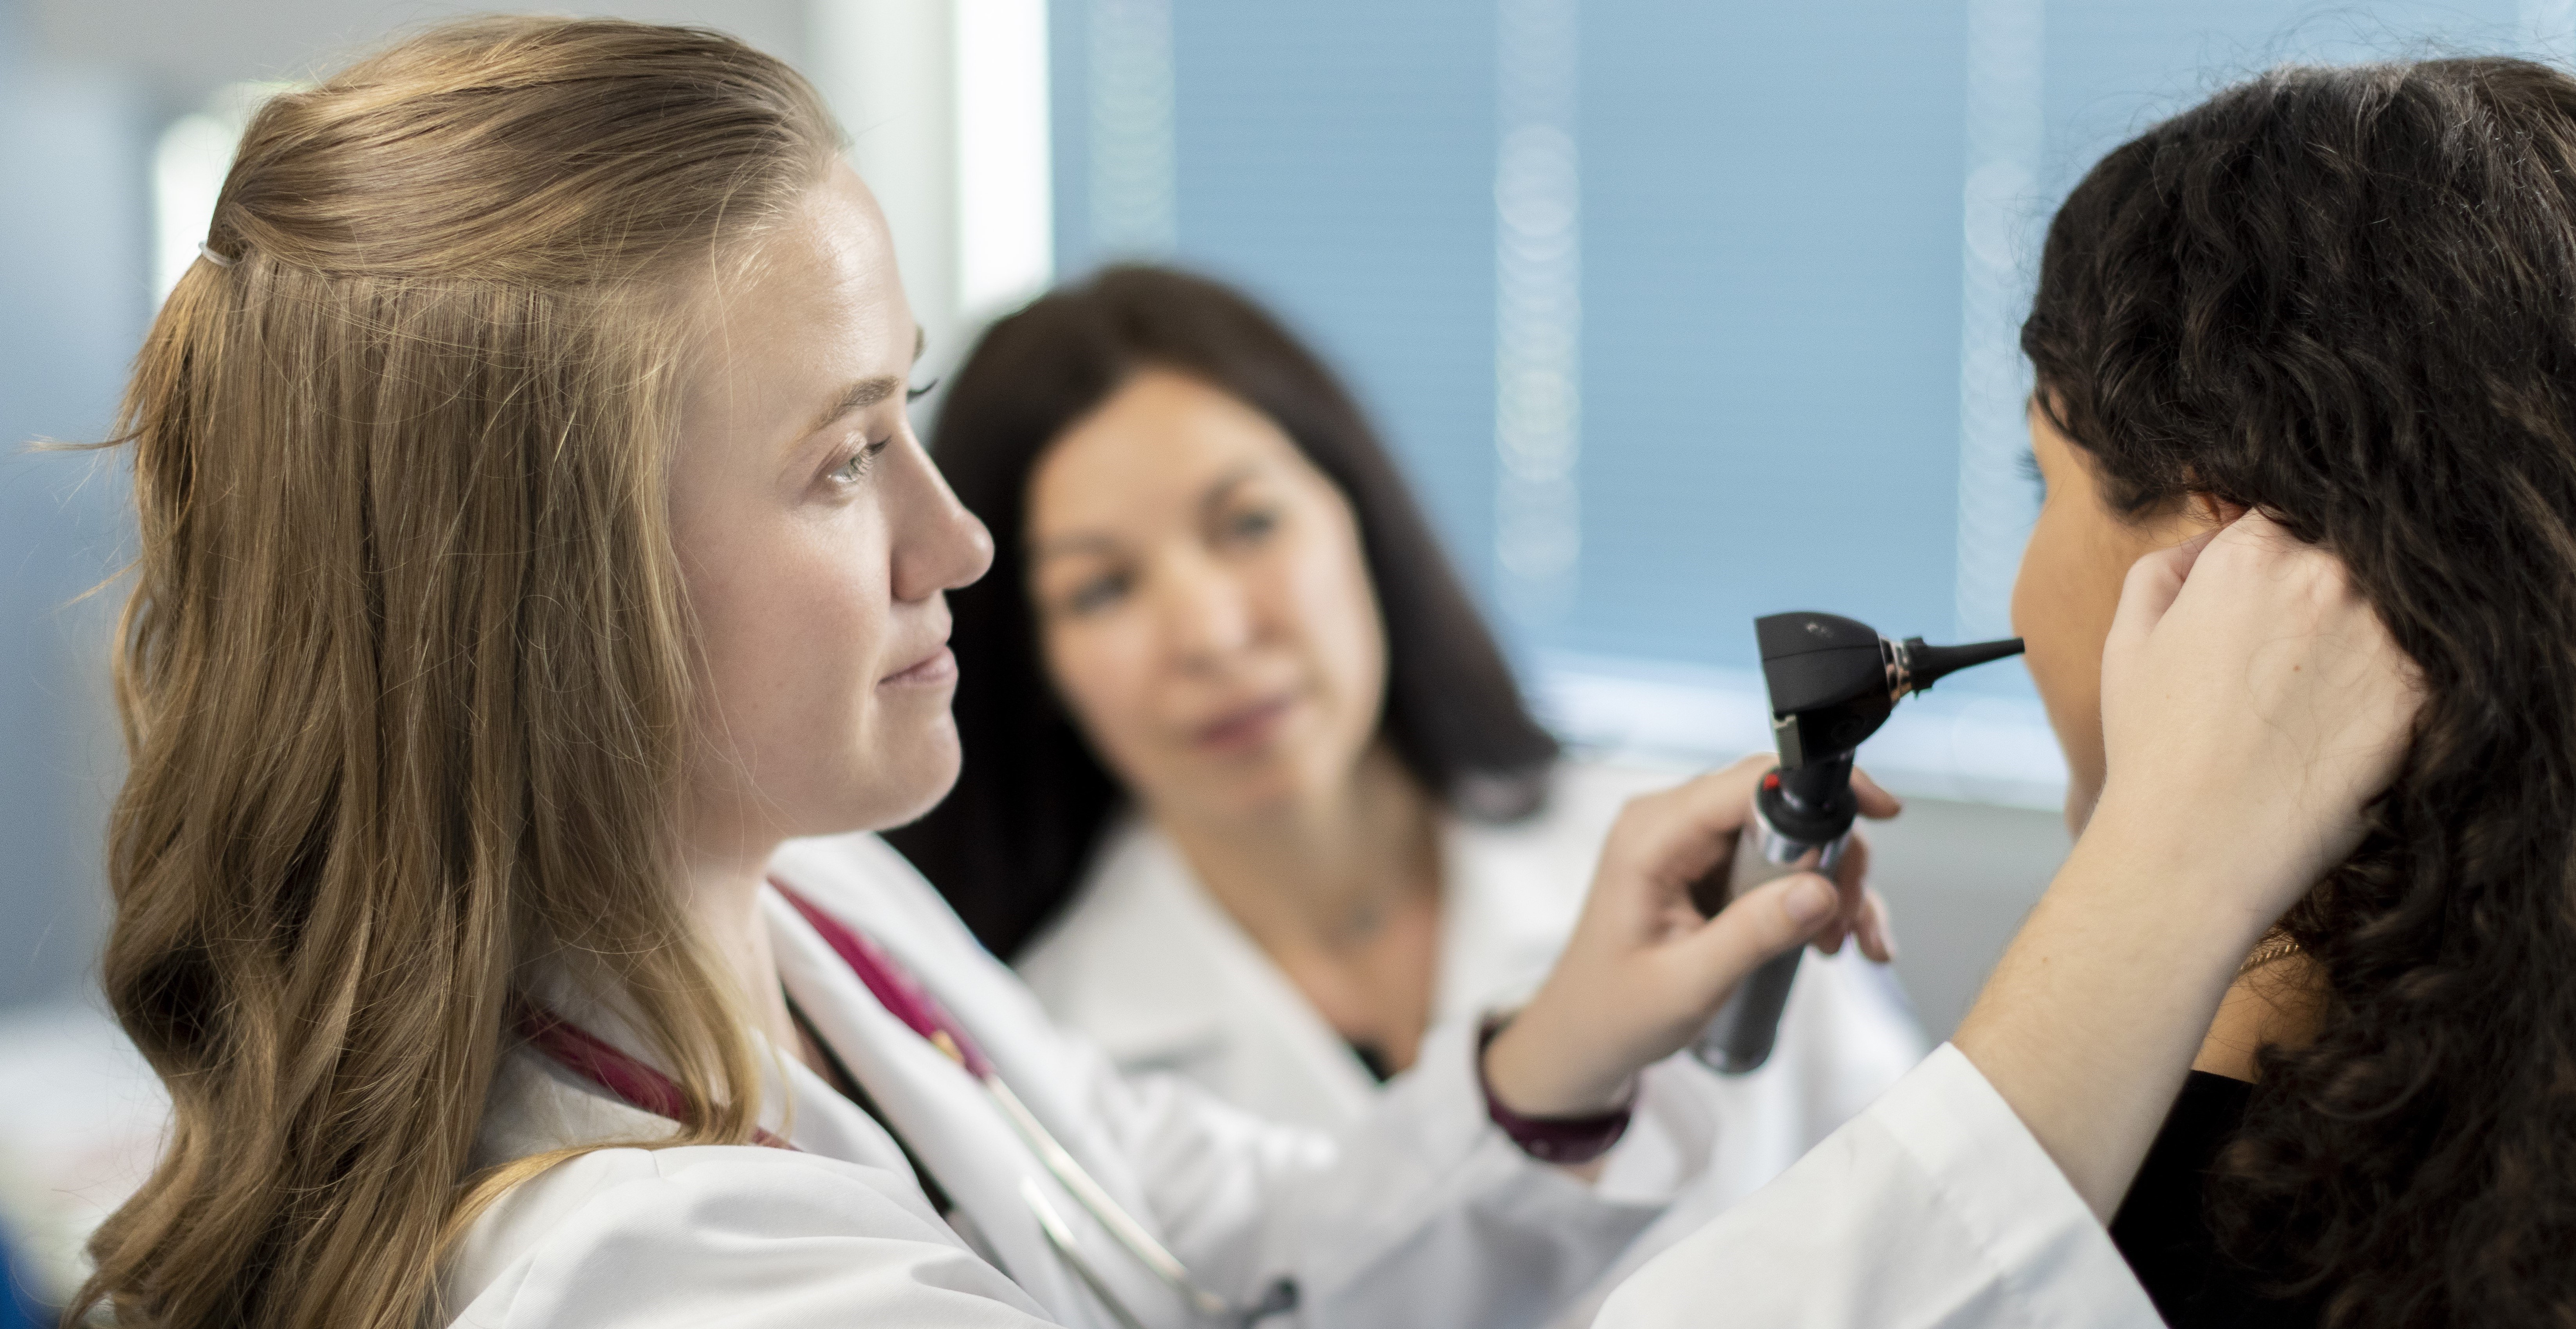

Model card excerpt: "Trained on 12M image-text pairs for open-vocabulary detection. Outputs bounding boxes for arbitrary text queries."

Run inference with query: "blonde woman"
[75,21,1889,1328]
[72,16,2412,1329]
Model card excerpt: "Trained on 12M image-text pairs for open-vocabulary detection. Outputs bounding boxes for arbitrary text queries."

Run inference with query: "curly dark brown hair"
[2025,57,2576,1328]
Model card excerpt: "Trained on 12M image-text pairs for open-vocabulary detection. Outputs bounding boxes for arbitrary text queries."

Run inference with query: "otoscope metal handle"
[1689,810,1847,1075]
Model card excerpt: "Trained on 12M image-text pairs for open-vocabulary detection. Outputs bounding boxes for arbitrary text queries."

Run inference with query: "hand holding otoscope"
[1690,613,2024,1074]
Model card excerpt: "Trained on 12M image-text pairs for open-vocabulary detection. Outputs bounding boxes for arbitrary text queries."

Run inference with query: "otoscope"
[1690,612,2025,1074]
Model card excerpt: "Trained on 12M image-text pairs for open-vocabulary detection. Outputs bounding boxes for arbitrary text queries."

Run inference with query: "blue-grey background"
[0,0,2543,1009]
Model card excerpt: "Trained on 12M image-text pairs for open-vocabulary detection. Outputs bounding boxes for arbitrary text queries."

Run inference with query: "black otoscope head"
[1751,611,2024,841]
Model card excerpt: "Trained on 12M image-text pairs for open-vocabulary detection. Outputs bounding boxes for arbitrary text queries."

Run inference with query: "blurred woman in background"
[888,267,1924,1204]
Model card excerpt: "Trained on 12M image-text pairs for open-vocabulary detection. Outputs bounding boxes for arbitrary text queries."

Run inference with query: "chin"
[863,733,965,832]
[1193,764,1321,821]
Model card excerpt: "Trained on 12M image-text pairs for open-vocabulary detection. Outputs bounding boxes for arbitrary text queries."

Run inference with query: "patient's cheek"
[2062,776,2101,839]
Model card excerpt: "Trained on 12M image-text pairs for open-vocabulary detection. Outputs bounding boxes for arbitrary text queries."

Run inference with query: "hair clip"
[198,243,236,269]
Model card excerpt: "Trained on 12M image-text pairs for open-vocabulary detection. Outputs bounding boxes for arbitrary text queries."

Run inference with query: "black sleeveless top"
[2109,1071,2322,1328]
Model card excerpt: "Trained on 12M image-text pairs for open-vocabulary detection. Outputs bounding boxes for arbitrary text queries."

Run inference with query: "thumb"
[1679,873,1838,992]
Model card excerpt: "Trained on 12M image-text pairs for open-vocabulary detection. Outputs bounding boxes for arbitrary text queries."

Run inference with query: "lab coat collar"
[1432,792,1592,1021]
[764,833,1191,1329]
[478,955,920,1180]
[1042,774,1593,1098]
[474,841,1191,1329]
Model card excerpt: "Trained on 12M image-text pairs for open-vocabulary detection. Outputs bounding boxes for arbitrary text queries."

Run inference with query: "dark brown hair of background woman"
[888,266,1557,960]
[2025,56,2576,1329]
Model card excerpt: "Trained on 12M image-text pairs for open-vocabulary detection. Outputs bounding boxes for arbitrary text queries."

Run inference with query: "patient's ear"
[2187,491,2247,529]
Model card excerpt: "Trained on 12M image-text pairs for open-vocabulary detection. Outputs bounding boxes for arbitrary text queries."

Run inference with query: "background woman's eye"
[1221,507,1280,544]
[1065,570,1133,615]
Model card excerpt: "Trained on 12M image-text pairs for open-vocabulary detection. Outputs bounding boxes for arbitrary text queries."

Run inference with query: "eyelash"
[907,377,939,403]
[831,438,890,484]
[2017,448,2046,495]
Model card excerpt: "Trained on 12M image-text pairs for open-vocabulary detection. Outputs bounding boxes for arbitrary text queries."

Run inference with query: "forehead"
[683,163,911,420]
[1030,371,1312,527]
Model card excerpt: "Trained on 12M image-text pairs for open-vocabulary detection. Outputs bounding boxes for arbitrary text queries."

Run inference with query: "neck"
[679,833,799,1053]
[1157,745,1444,956]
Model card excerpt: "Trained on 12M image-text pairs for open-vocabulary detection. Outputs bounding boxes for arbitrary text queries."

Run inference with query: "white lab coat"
[441,829,2168,1329]
[1016,759,1928,1210]
[1602,1043,2166,1328]
[444,831,1690,1329]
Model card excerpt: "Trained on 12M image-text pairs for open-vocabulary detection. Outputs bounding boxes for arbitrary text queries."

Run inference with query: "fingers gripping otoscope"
[1690,613,2024,1074]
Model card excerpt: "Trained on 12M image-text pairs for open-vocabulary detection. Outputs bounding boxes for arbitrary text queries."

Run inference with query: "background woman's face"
[667,163,992,860]
[1027,370,1389,822]
[2012,403,2212,834]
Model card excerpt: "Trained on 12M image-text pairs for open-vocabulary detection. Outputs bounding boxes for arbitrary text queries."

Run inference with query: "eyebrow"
[1030,463,1268,564]
[804,326,929,438]
[1197,463,1262,514]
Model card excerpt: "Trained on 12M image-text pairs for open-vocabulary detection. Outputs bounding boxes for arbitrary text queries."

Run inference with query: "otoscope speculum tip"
[1892,635,2026,696]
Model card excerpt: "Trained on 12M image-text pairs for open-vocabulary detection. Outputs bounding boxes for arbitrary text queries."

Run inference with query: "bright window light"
[151,84,292,303]
[152,113,238,301]
[954,0,1055,317]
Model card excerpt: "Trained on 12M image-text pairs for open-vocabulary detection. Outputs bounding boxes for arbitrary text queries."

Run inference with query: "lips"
[1193,692,1297,752]
[880,644,957,687]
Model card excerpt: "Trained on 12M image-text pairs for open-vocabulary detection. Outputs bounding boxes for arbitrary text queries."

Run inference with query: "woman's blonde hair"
[74,18,841,1328]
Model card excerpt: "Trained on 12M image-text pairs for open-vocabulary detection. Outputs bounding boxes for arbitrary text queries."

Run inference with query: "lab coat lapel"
[761,894,1064,1305]
[770,835,1168,1232]
[1081,824,1382,1123]
[1432,798,1588,1026]
[764,837,1190,1329]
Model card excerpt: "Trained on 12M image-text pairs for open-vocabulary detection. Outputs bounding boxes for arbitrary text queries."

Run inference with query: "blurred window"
[150,84,289,301]
[1047,0,2538,800]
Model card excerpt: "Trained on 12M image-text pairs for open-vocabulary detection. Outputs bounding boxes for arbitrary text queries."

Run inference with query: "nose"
[890,437,994,602]
[1155,550,1255,672]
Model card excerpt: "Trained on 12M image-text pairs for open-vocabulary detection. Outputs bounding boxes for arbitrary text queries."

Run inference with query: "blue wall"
[0,0,151,1004]
[1577,4,1970,666]
[1048,0,2532,694]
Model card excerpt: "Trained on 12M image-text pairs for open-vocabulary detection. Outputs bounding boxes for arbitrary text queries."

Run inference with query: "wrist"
[1477,1017,1633,1165]
[1479,998,1637,1118]
[2073,793,2295,955]
[1954,808,2284,1219]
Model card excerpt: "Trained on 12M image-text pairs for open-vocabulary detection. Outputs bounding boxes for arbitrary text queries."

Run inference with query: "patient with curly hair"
[2010,56,2576,1329]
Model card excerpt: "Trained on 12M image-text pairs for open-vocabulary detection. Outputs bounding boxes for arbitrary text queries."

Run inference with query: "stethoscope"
[516,883,1297,1329]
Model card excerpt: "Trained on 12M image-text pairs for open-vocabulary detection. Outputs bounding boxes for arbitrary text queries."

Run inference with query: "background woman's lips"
[1195,694,1296,750]
[882,645,957,686]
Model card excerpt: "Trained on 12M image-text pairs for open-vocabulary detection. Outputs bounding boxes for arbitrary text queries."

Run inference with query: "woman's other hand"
[1482,755,1898,1119]
[2089,510,2422,930]
[1957,510,2423,1218]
